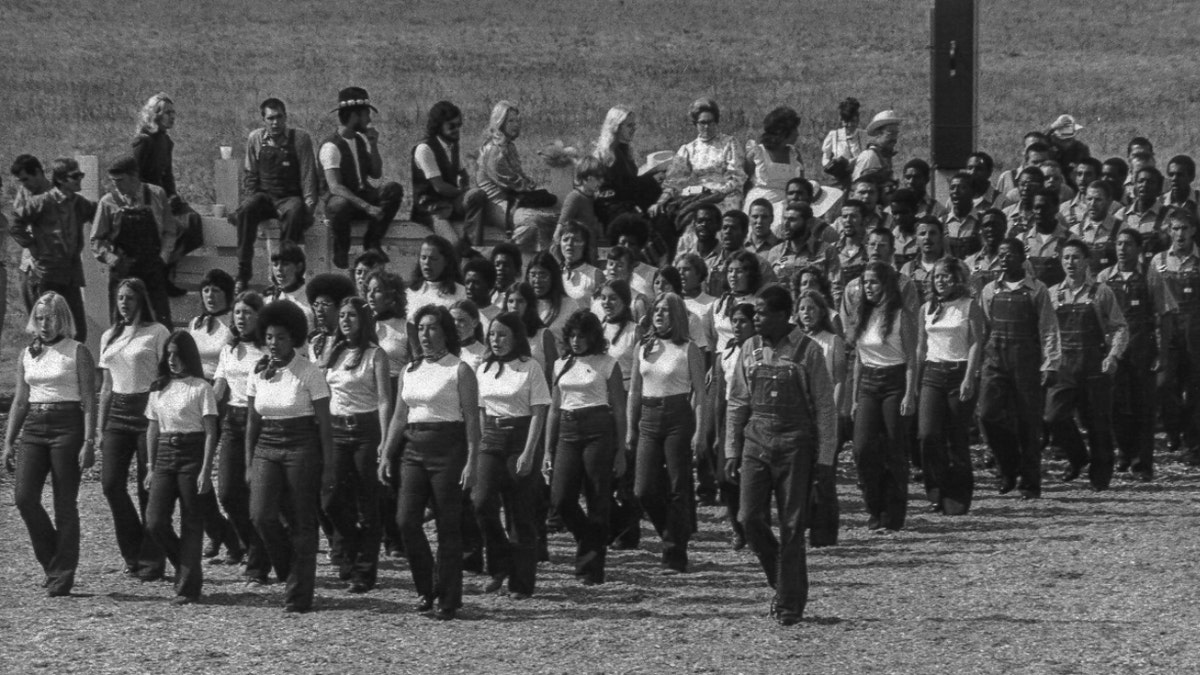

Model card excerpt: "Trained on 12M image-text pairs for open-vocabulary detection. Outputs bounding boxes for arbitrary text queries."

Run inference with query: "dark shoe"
[510,592,531,600]
[1088,482,1109,492]
[283,604,311,613]
[463,551,484,575]
[386,545,404,559]
[930,502,944,514]
[997,476,1017,495]
[47,587,71,598]
[1116,458,1131,472]
[416,595,435,613]
[1060,464,1083,482]
[579,576,602,586]
[123,564,139,578]
[137,570,164,583]
[338,568,353,582]
[866,515,883,531]
[697,493,718,507]
[731,533,747,551]
[244,576,269,588]
[203,542,220,559]
[1132,470,1153,482]
[610,539,639,551]
[777,612,802,627]
[483,575,506,593]
[348,581,372,594]
[223,550,244,566]
[1168,432,1182,452]
[433,607,456,621]
[171,595,197,606]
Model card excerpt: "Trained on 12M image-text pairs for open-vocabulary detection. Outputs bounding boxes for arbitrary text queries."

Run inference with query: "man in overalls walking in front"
[90,155,176,325]
[725,285,836,627]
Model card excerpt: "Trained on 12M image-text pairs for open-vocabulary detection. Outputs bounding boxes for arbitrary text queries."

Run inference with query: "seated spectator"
[781,178,844,236]
[231,97,319,291]
[742,106,805,222]
[133,92,202,298]
[410,100,486,247]
[852,110,901,185]
[1046,114,1091,177]
[320,86,404,269]
[476,100,559,254]
[90,154,176,325]
[592,105,664,227]
[559,155,606,246]
[821,97,867,189]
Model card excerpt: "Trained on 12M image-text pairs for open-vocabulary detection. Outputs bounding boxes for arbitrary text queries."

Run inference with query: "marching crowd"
[4,87,1198,627]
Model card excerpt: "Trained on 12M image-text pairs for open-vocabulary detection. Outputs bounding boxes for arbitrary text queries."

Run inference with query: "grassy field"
[4,0,1200,672]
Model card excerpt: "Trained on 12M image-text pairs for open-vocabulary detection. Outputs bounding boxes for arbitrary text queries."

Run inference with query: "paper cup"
[212,204,227,218]
[219,146,233,160]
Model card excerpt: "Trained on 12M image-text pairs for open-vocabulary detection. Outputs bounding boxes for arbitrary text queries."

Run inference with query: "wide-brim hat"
[1050,113,1083,139]
[306,272,358,306]
[809,180,844,219]
[866,110,902,135]
[638,150,675,176]
[332,86,378,114]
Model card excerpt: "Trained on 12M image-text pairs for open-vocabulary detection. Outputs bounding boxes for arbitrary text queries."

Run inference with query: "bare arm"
[457,363,481,489]
[77,345,98,469]
[145,419,160,492]
[372,350,393,448]
[245,397,261,477]
[97,369,114,443]
[607,365,629,475]
[962,300,987,401]
[200,414,218,493]
[626,353,643,448]
[2,356,30,468]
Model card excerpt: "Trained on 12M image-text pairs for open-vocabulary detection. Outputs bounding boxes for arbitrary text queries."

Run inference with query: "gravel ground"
[3,429,1200,675]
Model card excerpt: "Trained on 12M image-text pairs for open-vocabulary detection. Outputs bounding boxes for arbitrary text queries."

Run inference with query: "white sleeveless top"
[638,339,693,398]
[603,321,639,387]
[406,282,467,321]
[563,264,601,300]
[924,297,973,363]
[401,354,466,423]
[554,354,617,410]
[214,341,266,408]
[375,317,410,377]
[24,338,83,403]
[98,322,172,394]
[326,346,385,416]
[188,317,233,379]
[857,310,906,368]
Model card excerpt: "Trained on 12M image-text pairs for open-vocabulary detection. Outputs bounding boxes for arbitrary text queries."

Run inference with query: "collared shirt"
[941,209,980,253]
[90,183,175,268]
[851,145,892,183]
[821,127,867,165]
[663,133,746,199]
[476,138,538,201]
[11,186,93,284]
[1046,278,1129,361]
[725,326,837,464]
[244,127,320,208]
[1151,246,1200,311]
[703,247,775,296]
[1163,188,1200,219]
[892,227,918,265]
[1095,263,1178,315]
[1002,203,1069,235]
[916,194,947,219]
[1120,201,1166,235]
[745,233,777,255]
[979,275,1061,371]
[767,238,837,283]
[1017,225,1071,259]
[970,183,1012,215]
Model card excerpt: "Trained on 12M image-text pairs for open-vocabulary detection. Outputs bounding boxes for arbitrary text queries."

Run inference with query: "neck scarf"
[255,351,294,380]
[192,307,231,333]
[28,334,64,358]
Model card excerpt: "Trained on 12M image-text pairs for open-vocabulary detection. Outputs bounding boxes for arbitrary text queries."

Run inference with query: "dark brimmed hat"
[333,86,378,114]
[306,273,357,306]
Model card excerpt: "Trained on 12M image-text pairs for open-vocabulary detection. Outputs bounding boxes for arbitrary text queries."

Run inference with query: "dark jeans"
[1158,317,1200,453]
[1045,349,1115,489]
[551,407,616,583]
[233,194,311,282]
[24,275,87,344]
[325,183,405,265]
[918,361,976,514]
[145,433,206,599]
[853,364,909,530]
[1114,360,1156,475]
[251,418,322,611]
[713,388,743,543]
[979,338,1045,497]
[473,417,538,595]
[14,406,84,594]
[101,393,165,576]
[634,395,695,571]
[218,406,270,579]
[323,414,382,586]
[397,423,468,611]
[738,443,815,620]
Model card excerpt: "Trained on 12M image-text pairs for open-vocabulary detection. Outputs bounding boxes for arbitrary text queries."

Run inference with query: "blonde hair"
[593,105,634,167]
[484,100,519,145]
[26,292,76,340]
[138,92,174,134]
[651,292,690,344]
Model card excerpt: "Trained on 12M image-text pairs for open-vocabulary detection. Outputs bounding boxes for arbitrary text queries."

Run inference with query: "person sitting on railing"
[411,100,488,248]
[476,101,560,255]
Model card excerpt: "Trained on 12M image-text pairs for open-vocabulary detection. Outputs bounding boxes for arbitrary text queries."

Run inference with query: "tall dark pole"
[930,0,978,198]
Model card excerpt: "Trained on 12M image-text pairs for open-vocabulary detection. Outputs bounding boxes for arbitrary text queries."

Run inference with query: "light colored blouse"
[145,376,217,433]
[603,321,639,387]
[663,133,746,199]
[476,357,551,418]
[821,127,868,165]
[459,341,488,371]
[375,317,410,377]
[744,141,805,193]
[563,263,602,300]
[857,310,906,368]
[401,354,466,423]
[214,341,266,408]
[406,282,467,322]
[188,317,233,380]
[325,346,386,416]
[246,355,330,419]
[24,338,83,403]
[99,322,172,395]
[638,339,693,398]
[554,354,617,410]
[924,297,973,363]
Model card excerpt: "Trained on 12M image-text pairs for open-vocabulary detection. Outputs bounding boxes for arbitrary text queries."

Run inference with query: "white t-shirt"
[459,341,487,371]
[638,340,693,398]
[319,133,367,187]
[99,323,172,395]
[269,289,316,334]
[24,338,83,403]
[375,317,410,376]
[326,346,386,416]
[401,354,467,423]
[406,282,467,322]
[188,317,233,380]
[476,357,551,418]
[924,297,973,363]
[563,264,601,300]
[554,354,617,410]
[857,310,906,368]
[214,342,266,408]
[145,376,218,433]
[414,138,453,180]
[603,321,639,387]
[246,355,331,419]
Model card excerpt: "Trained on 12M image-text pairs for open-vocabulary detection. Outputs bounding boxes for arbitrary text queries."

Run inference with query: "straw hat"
[638,150,676,176]
[808,180,844,219]
[1049,114,1084,139]
[866,110,902,135]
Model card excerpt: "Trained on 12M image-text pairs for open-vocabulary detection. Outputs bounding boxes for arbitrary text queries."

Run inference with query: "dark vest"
[411,137,461,208]
[324,132,370,194]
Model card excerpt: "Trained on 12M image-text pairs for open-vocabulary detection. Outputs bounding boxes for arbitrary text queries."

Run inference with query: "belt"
[560,405,609,421]
[331,411,376,428]
[407,421,464,432]
[111,392,149,404]
[641,394,688,408]
[860,363,906,375]
[161,431,205,447]
[28,401,81,411]
[260,416,316,431]
[485,415,532,429]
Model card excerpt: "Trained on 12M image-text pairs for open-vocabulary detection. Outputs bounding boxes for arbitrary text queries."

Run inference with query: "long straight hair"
[593,105,634,167]
[151,330,206,391]
[325,297,380,370]
[852,261,902,344]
